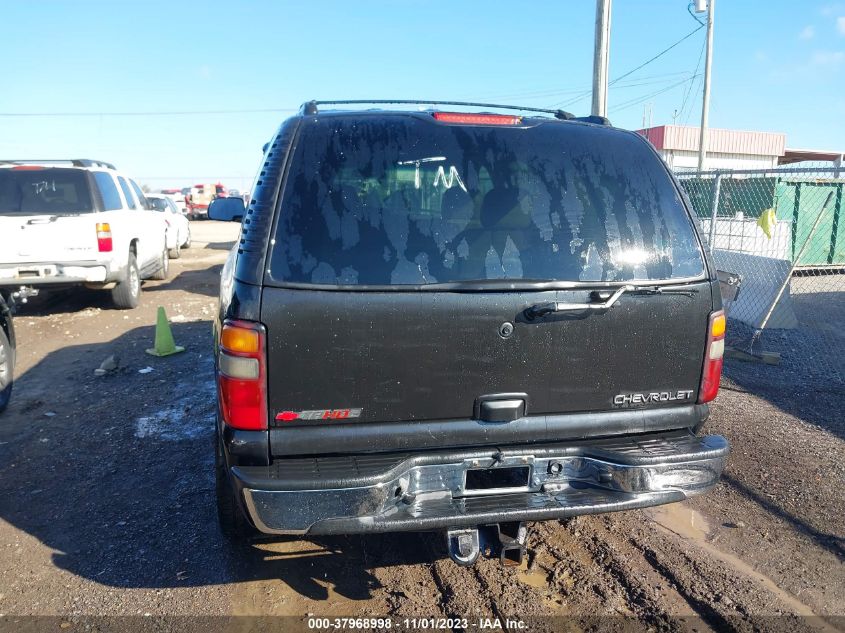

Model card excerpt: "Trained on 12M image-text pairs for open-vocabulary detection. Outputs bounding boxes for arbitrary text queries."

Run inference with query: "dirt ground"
[0,221,843,632]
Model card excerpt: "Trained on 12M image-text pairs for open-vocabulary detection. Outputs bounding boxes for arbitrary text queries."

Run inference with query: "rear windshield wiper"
[525,284,698,320]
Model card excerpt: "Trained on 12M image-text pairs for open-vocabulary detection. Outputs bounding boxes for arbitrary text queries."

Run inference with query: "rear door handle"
[474,393,528,423]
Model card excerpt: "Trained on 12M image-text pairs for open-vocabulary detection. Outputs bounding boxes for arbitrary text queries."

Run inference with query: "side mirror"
[207,197,245,222]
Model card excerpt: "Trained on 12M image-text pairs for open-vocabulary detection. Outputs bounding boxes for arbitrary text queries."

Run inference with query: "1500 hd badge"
[613,390,694,407]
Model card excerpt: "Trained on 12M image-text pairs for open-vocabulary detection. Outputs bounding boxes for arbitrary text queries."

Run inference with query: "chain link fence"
[677,166,845,387]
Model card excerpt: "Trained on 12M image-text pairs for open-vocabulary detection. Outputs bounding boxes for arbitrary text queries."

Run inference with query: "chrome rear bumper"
[232,431,729,535]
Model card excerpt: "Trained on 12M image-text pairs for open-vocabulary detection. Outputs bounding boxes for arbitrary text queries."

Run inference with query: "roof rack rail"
[300,100,585,122]
[0,159,117,170]
[572,115,610,126]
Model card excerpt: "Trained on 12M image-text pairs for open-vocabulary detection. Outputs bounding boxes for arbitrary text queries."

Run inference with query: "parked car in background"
[0,290,14,414]
[209,101,729,567]
[146,194,191,258]
[168,194,188,216]
[159,188,188,215]
[186,182,227,220]
[0,159,169,309]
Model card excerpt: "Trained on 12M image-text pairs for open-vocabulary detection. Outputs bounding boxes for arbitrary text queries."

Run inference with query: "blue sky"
[2,1,844,192]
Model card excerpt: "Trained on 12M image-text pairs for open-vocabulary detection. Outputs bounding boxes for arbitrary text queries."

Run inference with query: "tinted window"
[268,116,704,287]
[130,180,149,209]
[148,197,168,211]
[93,172,122,211]
[0,168,94,215]
[117,177,136,209]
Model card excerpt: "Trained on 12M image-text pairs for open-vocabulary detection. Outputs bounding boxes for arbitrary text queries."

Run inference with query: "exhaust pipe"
[446,528,480,566]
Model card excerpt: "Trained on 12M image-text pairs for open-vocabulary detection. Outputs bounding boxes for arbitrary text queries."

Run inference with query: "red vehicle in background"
[186,182,227,220]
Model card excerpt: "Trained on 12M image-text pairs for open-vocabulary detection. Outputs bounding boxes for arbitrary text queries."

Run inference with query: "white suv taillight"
[698,310,726,403]
[96,223,112,252]
[217,319,267,430]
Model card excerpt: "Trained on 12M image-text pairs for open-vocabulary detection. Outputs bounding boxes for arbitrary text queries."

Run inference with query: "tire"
[151,247,169,280]
[111,253,141,309]
[215,434,255,538]
[0,327,13,414]
[168,240,181,259]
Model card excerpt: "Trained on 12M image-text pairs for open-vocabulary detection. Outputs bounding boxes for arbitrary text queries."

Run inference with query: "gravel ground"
[0,221,843,632]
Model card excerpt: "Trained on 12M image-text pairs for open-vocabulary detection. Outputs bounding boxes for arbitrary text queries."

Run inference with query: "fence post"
[708,172,722,247]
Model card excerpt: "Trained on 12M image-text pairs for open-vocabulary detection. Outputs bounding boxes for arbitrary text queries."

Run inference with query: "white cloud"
[810,50,845,66]
[838,16,845,34]
[799,25,815,40]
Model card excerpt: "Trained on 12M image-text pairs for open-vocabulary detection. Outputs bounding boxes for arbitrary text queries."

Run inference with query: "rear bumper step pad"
[232,431,729,535]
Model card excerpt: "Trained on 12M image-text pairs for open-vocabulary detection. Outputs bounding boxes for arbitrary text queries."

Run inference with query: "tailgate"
[0,215,97,264]
[262,283,712,427]
[257,113,714,452]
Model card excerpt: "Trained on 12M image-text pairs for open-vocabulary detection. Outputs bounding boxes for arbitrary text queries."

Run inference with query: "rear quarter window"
[268,116,704,287]
[129,180,150,210]
[93,172,122,211]
[117,177,137,209]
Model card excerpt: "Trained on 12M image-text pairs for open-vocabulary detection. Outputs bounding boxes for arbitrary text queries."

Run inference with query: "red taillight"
[433,112,522,126]
[96,223,112,252]
[698,310,726,403]
[218,319,267,430]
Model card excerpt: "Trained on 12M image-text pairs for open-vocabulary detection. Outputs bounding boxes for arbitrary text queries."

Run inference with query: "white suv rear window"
[0,168,94,215]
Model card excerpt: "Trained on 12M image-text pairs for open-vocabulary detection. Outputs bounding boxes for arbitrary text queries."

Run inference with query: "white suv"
[0,159,169,309]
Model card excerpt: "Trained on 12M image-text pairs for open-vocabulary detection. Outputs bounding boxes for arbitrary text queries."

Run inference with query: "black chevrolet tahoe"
[210,100,729,566]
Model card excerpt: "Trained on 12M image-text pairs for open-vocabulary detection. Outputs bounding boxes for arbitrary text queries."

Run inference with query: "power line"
[607,25,704,88]
[678,38,706,123]
[0,108,297,118]
[470,71,697,102]
[553,23,705,108]
[683,74,704,125]
[609,76,699,114]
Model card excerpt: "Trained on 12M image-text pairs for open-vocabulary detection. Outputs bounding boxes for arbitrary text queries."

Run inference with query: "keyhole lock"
[499,322,514,338]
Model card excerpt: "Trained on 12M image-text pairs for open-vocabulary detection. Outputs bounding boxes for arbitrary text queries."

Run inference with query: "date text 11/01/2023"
[306,617,528,630]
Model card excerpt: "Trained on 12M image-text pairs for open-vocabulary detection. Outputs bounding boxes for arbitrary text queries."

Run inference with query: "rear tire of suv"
[0,327,13,414]
[151,248,169,280]
[111,253,141,310]
[215,435,256,538]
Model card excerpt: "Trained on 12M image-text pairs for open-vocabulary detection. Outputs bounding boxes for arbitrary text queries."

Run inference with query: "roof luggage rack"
[299,100,610,125]
[0,159,117,170]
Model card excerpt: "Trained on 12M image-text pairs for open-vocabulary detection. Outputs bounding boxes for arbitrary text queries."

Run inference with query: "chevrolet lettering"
[613,390,695,407]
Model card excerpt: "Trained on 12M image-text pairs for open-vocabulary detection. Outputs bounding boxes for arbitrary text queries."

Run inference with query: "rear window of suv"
[268,115,705,287]
[0,167,94,215]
